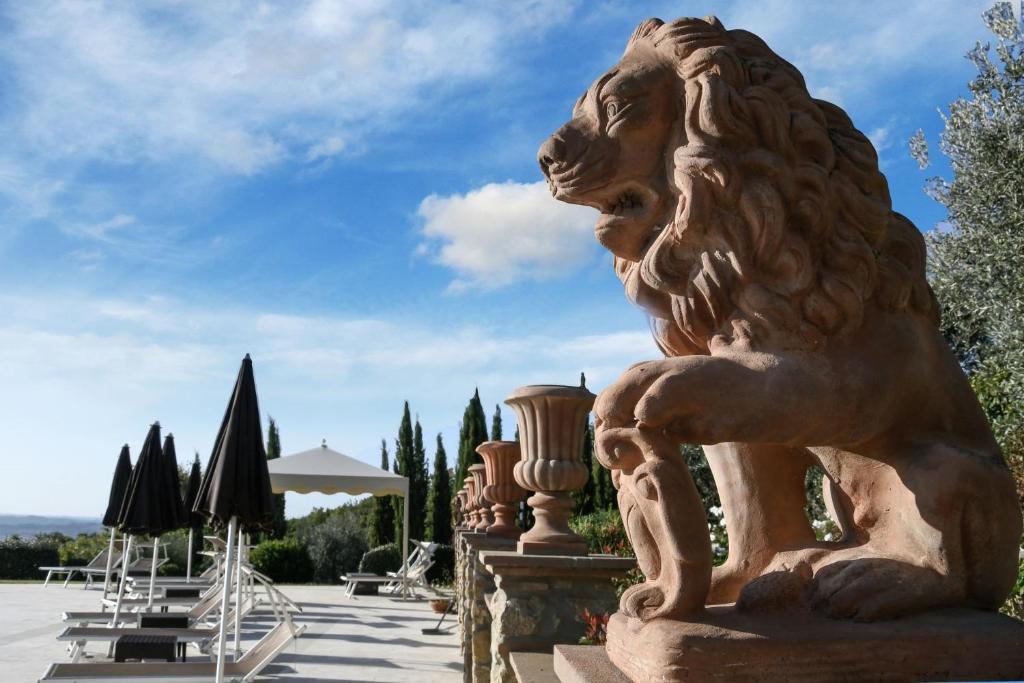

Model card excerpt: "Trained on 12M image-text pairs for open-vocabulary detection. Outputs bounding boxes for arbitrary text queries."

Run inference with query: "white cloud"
[418,180,598,290]
[0,290,656,517]
[0,1,574,175]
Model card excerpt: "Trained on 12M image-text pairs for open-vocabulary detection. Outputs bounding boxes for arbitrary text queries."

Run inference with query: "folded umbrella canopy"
[100,445,132,597]
[111,422,183,618]
[193,354,275,683]
[183,457,203,581]
[194,354,274,531]
[160,433,189,533]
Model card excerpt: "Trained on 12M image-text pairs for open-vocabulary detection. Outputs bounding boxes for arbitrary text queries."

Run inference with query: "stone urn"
[464,477,480,530]
[456,489,469,529]
[469,464,495,532]
[476,441,529,539]
[505,383,595,555]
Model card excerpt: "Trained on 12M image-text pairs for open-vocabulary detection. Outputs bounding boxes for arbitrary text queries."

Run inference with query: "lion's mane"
[618,17,937,355]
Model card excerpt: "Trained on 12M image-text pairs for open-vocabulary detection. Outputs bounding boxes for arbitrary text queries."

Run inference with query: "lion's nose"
[537,132,568,179]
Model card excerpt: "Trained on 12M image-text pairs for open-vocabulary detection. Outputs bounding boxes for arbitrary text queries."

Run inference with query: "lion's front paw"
[811,558,957,621]
[620,582,667,621]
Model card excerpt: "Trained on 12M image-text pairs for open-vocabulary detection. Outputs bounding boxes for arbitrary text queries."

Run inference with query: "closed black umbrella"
[183,457,203,581]
[112,421,178,616]
[102,445,132,527]
[100,445,132,597]
[194,354,274,531]
[161,433,189,533]
[118,422,169,535]
[194,354,274,679]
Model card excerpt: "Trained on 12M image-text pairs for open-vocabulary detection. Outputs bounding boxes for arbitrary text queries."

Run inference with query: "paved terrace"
[0,583,462,682]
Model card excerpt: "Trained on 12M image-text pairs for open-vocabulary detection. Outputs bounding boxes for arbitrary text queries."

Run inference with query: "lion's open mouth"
[596,183,660,236]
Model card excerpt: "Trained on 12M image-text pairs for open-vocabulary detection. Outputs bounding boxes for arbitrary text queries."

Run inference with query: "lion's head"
[539,15,937,355]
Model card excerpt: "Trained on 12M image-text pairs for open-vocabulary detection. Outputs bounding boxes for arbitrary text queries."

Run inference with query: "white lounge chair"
[40,549,125,589]
[341,539,438,598]
[39,621,306,682]
[64,584,229,626]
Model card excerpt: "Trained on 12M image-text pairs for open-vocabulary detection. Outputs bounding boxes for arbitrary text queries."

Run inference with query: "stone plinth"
[459,533,517,683]
[600,606,1024,683]
[510,651,561,683]
[481,551,635,683]
[553,645,630,683]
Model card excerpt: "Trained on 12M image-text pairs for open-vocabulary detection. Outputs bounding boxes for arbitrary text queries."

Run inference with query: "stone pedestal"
[459,532,517,683]
[592,606,1024,683]
[480,551,636,683]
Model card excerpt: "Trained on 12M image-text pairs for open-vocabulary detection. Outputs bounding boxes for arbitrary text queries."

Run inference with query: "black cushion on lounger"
[137,613,189,628]
[127,568,152,577]
[114,634,177,662]
[164,587,201,598]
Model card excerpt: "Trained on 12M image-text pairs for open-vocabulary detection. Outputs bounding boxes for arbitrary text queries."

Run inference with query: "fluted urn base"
[517,491,587,556]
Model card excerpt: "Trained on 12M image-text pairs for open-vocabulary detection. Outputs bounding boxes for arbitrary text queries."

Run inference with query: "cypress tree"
[590,423,615,510]
[490,404,502,441]
[370,439,395,546]
[266,417,287,539]
[410,418,428,540]
[393,403,415,543]
[455,388,489,487]
[574,421,597,515]
[427,434,452,544]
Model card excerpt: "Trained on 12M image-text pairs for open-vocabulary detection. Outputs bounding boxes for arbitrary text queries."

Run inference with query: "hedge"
[250,538,314,584]
[0,538,59,579]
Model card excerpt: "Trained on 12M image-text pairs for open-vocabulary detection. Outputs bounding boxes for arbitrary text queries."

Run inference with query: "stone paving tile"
[0,582,461,682]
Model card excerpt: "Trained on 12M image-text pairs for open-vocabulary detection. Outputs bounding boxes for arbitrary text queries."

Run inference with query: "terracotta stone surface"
[538,10,1023,682]
[539,10,1021,621]
[477,441,528,539]
[464,477,480,530]
[469,464,495,533]
[509,651,561,683]
[553,645,631,683]
[603,608,1024,683]
[505,384,596,556]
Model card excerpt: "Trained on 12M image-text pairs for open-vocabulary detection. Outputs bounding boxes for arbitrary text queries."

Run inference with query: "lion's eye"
[605,101,620,119]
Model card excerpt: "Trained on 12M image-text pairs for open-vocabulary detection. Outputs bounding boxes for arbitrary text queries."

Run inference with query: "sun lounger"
[40,550,124,588]
[39,621,306,682]
[341,557,434,598]
[65,585,227,626]
[341,539,438,598]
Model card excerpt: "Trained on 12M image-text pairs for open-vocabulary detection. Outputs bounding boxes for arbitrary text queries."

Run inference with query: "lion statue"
[538,14,1021,623]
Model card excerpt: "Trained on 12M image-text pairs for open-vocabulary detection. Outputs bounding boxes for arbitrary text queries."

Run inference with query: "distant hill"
[0,514,103,539]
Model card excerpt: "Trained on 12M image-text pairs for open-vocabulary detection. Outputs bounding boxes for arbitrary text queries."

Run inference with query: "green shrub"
[359,543,402,576]
[1003,557,1024,619]
[570,509,642,599]
[58,533,110,567]
[302,516,368,584]
[0,537,60,579]
[571,508,630,556]
[425,544,454,585]
[250,538,314,584]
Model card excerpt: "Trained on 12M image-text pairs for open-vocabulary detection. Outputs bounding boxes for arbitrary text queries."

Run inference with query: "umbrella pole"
[234,526,244,660]
[214,518,236,683]
[402,492,410,599]
[110,534,133,627]
[102,527,117,599]
[147,535,160,609]
[186,528,194,583]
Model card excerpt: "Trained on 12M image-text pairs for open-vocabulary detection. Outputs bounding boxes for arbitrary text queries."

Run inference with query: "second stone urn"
[468,464,495,533]
[505,383,595,555]
[464,477,480,530]
[476,441,529,539]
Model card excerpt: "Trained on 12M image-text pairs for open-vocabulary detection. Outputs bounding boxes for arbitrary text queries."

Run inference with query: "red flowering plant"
[577,608,611,646]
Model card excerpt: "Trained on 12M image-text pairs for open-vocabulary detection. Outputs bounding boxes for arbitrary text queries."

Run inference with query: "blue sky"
[0,0,997,517]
